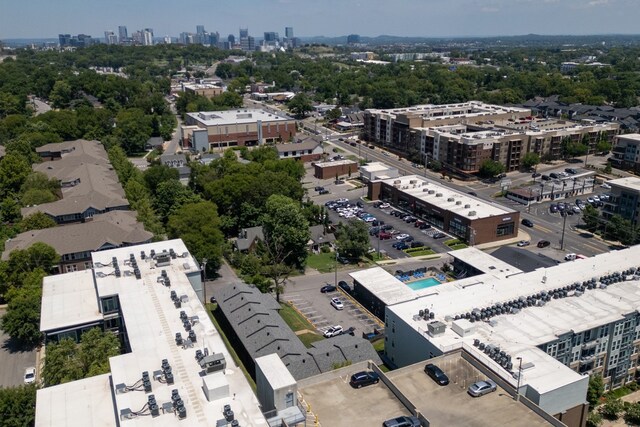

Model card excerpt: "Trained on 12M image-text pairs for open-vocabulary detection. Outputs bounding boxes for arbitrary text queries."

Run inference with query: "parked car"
[537,240,551,248]
[314,186,324,191]
[549,204,558,213]
[404,216,417,223]
[521,218,534,227]
[356,201,364,208]
[531,173,541,178]
[372,220,385,227]
[541,174,551,181]
[468,379,498,397]
[601,182,611,189]
[424,364,450,386]
[349,371,379,388]
[565,168,578,174]
[383,416,422,427]
[330,297,344,310]
[565,253,577,261]
[410,241,425,248]
[517,240,530,247]
[338,280,352,293]
[432,232,447,239]
[414,220,425,228]
[468,191,478,196]
[419,223,432,230]
[320,284,336,293]
[24,367,36,384]
[379,203,390,209]
[549,172,560,179]
[379,232,392,240]
[395,243,410,250]
[323,325,343,338]
[318,189,329,195]
[395,233,410,241]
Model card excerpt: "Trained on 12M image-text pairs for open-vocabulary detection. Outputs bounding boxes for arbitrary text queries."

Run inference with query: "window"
[496,222,515,237]
[84,261,92,270]
[101,296,120,314]
[65,264,77,273]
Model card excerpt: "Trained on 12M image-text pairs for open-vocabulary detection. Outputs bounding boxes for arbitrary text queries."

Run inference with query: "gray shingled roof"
[211,282,381,380]
[235,226,264,251]
[275,137,322,154]
[309,225,335,245]
[0,145,5,158]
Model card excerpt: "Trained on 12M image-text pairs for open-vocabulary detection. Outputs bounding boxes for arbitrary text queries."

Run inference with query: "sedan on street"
[320,284,336,293]
[517,240,530,247]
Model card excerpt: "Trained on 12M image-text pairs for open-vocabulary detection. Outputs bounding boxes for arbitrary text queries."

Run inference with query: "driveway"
[0,308,38,387]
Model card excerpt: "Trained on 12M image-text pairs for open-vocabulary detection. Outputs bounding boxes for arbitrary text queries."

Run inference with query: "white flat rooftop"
[315,159,357,168]
[618,133,640,142]
[451,247,523,277]
[40,269,102,332]
[36,239,266,427]
[360,162,395,173]
[388,245,640,395]
[379,175,515,220]
[367,101,530,120]
[187,108,292,126]
[609,177,640,192]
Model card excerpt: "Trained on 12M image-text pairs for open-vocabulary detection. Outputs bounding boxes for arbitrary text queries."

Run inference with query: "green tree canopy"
[1,269,46,345]
[18,212,57,232]
[0,385,37,426]
[167,201,224,275]
[478,159,506,178]
[42,328,121,386]
[0,242,59,293]
[586,374,604,408]
[582,205,600,231]
[287,93,313,118]
[521,152,541,169]
[335,220,370,261]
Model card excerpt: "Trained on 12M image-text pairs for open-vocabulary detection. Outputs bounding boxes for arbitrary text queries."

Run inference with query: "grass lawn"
[307,252,337,273]
[279,303,315,332]
[299,332,325,348]
[373,339,385,352]
[405,248,436,257]
[448,243,468,250]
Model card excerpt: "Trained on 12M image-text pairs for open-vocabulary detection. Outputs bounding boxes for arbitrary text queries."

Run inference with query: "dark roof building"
[234,226,264,252]
[211,282,381,380]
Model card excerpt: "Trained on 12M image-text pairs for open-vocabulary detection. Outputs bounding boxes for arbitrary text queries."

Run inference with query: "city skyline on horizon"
[1,0,639,40]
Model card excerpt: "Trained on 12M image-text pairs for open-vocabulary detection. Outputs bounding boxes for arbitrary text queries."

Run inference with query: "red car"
[379,232,392,240]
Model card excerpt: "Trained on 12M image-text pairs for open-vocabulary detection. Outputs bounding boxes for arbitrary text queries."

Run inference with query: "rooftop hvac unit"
[428,190,435,194]
[447,198,454,202]
[464,204,471,208]
[409,180,417,184]
[456,201,462,205]
[423,188,429,192]
[436,193,443,197]
[468,211,476,216]
[393,180,401,184]
[427,321,446,337]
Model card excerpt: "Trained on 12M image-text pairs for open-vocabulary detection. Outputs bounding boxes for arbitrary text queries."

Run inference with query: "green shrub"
[601,399,624,420]
[320,245,331,253]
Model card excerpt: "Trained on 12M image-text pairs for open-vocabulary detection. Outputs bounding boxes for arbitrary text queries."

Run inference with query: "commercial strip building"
[505,172,596,206]
[611,133,640,173]
[22,140,129,224]
[366,245,640,427]
[359,161,400,182]
[3,211,152,274]
[36,240,266,426]
[363,101,619,175]
[368,175,520,244]
[181,108,297,152]
[602,176,640,225]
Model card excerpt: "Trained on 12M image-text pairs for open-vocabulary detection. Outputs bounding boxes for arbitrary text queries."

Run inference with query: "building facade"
[602,177,640,225]
[314,159,359,179]
[182,109,297,150]
[611,134,640,172]
[368,175,519,244]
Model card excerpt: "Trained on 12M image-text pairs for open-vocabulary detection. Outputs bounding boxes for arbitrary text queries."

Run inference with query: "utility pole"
[560,212,568,250]
[201,258,208,305]
[334,251,338,286]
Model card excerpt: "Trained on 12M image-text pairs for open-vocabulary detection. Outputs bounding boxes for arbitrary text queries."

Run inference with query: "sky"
[1,0,639,40]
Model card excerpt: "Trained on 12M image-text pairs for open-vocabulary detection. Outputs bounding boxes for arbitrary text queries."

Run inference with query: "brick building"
[368,175,519,245]
[314,159,359,179]
[181,109,297,151]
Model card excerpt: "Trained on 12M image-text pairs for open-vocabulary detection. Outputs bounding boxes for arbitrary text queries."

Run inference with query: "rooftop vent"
[456,201,462,205]
[468,211,476,216]
[436,193,443,197]
[447,198,454,202]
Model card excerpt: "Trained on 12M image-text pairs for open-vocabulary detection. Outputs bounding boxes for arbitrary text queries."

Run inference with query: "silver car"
[467,379,497,397]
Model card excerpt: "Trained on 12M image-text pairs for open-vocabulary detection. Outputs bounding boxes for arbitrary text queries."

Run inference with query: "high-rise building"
[118,26,128,43]
[208,32,220,47]
[227,34,235,46]
[58,34,71,47]
[285,27,293,39]
[142,28,154,46]
[196,25,205,35]
[59,34,93,48]
[263,32,279,46]
[239,28,248,39]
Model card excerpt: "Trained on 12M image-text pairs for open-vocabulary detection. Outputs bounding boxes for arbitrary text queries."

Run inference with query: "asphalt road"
[0,308,37,387]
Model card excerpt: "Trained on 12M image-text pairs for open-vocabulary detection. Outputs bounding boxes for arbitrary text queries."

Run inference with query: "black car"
[356,201,364,208]
[396,243,409,250]
[521,218,534,227]
[531,173,541,178]
[565,168,578,174]
[410,241,425,248]
[403,236,415,243]
[372,220,385,227]
[320,284,336,293]
[467,191,477,196]
[319,189,329,195]
[432,232,446,239]
[541,175,551,181]
[537,240,551,248]
[419,223,431,230]
[424,364,450,386]
[338,280,352,293]
[349,371,379,388]
[314,186,323,191]
[382,224,394,231]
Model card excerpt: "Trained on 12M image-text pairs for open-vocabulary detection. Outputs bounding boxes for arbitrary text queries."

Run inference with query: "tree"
[586,411,602,427]
[1,269,46,345]
[18,212,57,232]
[0,243,59,294]
[587,375,604,408]
[325,107,342,122]
[582,205,600,231]
[0,153,31,199]
[521,152,540,170]
[479,159,505,178]
[0,385,37,427]
[287,93,313,118]
[153,180,202,224]
[601,399,624,420]
[143,164,179,196]
[167,201,224,276]
[42,328,121,386]
[624,402,640,426]
[335,220,370,261]
[261,195,310,301]
[49,80,73,109]
[114,109,153,155]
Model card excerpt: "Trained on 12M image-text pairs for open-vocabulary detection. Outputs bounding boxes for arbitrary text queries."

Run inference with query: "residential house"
[275,137,324,162]
[234,226,264,252]
[308,225,335,253]
[160,153,191,180]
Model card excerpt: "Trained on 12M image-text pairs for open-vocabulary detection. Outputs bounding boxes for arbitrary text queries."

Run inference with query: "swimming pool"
[405,277,441,291]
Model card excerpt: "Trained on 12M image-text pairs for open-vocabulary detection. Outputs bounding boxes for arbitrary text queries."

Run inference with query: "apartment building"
[378,245,640,426]
[602,177,640,225]
[181,109,297,151]
[182,83,224,99]
[611,133,640,172]
[22,140,129,223]
[363,102,619,174]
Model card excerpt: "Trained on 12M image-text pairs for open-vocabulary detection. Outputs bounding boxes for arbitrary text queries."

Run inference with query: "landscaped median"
[444,239,468,251]
[403,246,436,257]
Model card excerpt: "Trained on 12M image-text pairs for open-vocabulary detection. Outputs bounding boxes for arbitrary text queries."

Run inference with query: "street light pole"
[560,212,568,250]
[515,357,523,401]
[335,251,338,287]
[201,258,208,305]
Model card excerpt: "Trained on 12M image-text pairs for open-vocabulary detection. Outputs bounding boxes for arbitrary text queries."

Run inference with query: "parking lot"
[387,356,549,427]
[0,308,38,387]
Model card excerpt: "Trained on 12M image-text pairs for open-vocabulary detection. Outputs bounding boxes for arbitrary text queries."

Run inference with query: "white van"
[564,253,577,261]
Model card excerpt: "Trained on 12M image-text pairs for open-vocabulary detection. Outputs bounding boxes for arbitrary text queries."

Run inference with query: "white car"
[592,195,600,202]
[395,234,410,240]
[323,325,343,338]
[601,183,611,189]
[24,367,36,384]
[330,297,344,310]
[517,240,530,247]
[379,203,390,209]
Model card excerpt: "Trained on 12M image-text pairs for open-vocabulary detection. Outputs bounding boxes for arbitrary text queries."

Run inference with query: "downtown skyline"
[2,0,640,40]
